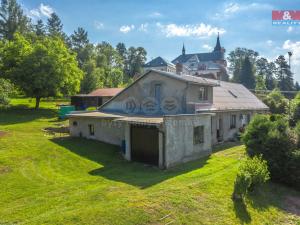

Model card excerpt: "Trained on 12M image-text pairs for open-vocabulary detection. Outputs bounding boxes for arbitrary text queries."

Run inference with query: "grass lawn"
[0,99,300,225]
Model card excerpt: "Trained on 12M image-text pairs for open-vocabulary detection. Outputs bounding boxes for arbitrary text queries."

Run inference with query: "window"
[199,87,208,101]
[73,121,78,126]
[230,115,236,129]
[194,126,204,145]
[88,124,95,136]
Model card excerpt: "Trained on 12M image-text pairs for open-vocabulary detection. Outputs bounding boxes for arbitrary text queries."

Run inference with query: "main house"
[143,34,228,81]
[68,70,268,169]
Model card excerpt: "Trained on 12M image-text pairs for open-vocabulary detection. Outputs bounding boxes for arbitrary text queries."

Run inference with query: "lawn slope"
[0,99,299,225]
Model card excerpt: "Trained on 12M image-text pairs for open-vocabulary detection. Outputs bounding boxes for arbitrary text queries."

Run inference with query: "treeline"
[227,48,297,91]
[0,0,147,108]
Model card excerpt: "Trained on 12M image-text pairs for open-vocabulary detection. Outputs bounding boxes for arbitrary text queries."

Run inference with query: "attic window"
[228,90,238,98]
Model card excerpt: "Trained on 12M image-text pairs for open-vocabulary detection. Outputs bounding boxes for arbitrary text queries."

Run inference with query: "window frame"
[199,87,208,101]
[230,114,237,129]
[194,125,204,145]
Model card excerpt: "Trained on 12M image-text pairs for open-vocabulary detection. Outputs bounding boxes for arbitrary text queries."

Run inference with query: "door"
[217,117,223,142]
[131,125,159,165]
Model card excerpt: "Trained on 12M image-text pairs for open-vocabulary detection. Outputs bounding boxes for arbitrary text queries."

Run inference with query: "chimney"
[176,63,183,75]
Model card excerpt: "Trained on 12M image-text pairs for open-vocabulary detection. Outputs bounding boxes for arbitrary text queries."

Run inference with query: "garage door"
[131,125,159,165]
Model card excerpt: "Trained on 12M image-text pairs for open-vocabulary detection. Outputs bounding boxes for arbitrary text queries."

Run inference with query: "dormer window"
[199,87,208,101]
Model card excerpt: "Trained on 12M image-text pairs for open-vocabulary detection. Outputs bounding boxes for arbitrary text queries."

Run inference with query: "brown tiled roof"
[88,88,124,97]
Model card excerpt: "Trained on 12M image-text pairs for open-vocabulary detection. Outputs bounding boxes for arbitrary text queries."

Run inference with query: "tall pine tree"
[35,19,45,36]
[0,0,30,40]
[275,55,294,91]
[240,56,256,89]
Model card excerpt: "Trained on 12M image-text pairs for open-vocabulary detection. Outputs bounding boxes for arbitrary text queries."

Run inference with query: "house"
[71,88,123,110]
[143,56,176,73]
[143,34,228,80]
[68,70,268,168]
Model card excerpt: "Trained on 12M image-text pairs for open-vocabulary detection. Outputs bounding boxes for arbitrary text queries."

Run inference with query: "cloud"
[282,40,300,78]
[202,44,213,51]
[214,2,272,20]
[94,21,104,30]
[287,26,293,33]
[120,25,135,33]
[266,40,273,46]
[156,23,225,38]
[138,23,148,32]
[39,3,54,17]
[27,3,54,20]
[149,12,162,18]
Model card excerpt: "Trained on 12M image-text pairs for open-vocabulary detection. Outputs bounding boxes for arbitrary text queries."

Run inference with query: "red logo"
[272,10,300,20]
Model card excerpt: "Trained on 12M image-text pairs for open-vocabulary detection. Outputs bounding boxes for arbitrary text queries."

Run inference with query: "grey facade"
[68,70,268,168]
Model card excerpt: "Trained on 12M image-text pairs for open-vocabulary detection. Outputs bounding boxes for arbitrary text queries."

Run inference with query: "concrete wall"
[163,114,212,168]
[102,71,213,116]
[69,117,125,146]
[210,111,256,145]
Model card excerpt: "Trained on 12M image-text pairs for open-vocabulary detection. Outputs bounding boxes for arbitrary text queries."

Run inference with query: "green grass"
[0,99,300,225]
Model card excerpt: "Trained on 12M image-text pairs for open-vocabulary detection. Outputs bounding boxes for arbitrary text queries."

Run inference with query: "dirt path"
[0,131,7,138]
[285,195,300,216]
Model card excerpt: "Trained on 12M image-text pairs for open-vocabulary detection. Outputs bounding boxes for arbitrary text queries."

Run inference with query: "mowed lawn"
[0,99,300,225]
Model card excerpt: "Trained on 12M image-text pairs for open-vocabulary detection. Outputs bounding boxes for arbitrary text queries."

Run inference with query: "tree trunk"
[35,97,41,109]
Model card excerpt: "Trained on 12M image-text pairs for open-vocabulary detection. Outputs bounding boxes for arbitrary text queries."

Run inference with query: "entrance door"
[217,117,223,142]
[131,125,159,165]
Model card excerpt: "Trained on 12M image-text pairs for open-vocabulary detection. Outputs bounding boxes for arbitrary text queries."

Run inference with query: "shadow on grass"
[51,136,210,189]
[0,106,57,125]
[233,199,251,224]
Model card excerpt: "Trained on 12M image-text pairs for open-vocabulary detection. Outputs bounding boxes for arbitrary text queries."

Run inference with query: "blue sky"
[21,0,300,81]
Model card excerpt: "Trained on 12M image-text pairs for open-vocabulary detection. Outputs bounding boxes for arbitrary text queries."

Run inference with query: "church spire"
[214,32,221,52]
[182,43,186,55]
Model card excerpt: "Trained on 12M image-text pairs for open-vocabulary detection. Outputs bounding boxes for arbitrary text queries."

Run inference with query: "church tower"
[213,33,221,52]
[182,43,186,55]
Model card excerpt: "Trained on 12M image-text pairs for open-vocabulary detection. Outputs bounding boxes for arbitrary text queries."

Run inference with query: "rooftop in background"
[143,56,175,68]
[88,88,124,97]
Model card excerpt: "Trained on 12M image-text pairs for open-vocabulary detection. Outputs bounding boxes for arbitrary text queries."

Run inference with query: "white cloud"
[29,9,40,18]
[139,23,148,32]
[120,25,135,33]
[94,21,104,30]
[156,23,225,38]
[27,3,54,20]
[266,40,273,46]
[214,2,272,20]
[287,26,293,33]
[149,12,162,18]
[39,3,54,18]
[202,44,213,51]
[224,3,240,14]
[282,40,300,79]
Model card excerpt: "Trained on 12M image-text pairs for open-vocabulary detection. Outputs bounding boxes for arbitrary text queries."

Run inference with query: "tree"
[70,27,93,68]
[240,57,255,89]
[34,19,45,36]
[266,62,277,90]
[263,89,288,114]
[127,46,147,76]
[0,0,30,40]
[80,60,102,93]
[255,75,267,91]
[0,33,83,109]
[295,81,300,91]
[255,57,276,90]
[227,48,258,83]
[275,55,294,91]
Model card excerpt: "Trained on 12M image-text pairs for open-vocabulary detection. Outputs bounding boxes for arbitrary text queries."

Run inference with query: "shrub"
[0,78,14,107]
[233,155,270,200]
[263,89,288,114]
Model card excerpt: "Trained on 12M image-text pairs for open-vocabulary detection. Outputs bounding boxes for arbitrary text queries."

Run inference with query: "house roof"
[195,81,269,112]
[143,56,175,68]
[88,88,124,97]
[172,51,224,64]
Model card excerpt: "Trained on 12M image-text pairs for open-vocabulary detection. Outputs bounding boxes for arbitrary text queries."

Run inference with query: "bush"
[243,114,300,189]
[233,155,270,200]
[0,78,14,107]
[263,89,288,114]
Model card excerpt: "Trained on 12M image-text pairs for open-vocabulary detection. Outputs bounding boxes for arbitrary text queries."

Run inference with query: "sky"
[21,0,300,81]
